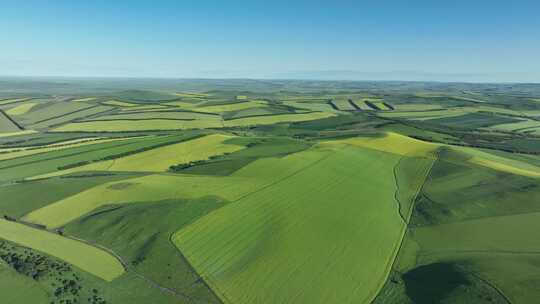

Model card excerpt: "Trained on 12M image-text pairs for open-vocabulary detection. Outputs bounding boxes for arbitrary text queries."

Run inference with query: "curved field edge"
[172,140,434,304]
[0,219,124,281]
[30,133,246,179]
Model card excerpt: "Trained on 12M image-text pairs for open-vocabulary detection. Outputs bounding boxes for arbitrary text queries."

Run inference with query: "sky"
[1,0,540,82]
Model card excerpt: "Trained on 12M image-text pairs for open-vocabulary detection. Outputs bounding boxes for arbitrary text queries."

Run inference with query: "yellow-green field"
[0,130,38,138]
[5,103,37,115]
[72,97,97,102]
[223,112,335,126]
[102,100,138,107]
[33,134,245,177]
[0,137,133,161]
[0,219,124,281]
[52,112,335,131]
[52,118,224,131]
[0,98,30,105]
[489,119,540,132]
[196,100,267,113]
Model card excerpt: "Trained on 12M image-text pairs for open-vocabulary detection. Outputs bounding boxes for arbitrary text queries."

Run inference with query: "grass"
[413,212,540,254]
[410,212,540,303]
[64,198,225,303]
[0,112,20,133]
[412,155,540,226]
[173,142,425,304]
[0,262,49,304]
[455,146,540,178]
[0,219,124,281]
[5,103,37,115]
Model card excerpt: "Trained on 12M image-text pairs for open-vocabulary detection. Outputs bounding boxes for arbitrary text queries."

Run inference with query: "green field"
[2,80,540,304]
[0,219,124,281]
[35,134,245,177]
[173,140,432,304]
[0,262,48,304]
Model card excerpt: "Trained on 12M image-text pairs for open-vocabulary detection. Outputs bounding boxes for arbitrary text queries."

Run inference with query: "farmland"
[1,79,540,304]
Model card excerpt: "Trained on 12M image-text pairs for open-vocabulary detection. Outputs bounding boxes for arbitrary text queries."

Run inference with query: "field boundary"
[369,151,437,304]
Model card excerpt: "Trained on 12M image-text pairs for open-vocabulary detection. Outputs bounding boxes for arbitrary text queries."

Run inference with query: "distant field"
[0,112,20,133]
[0,219,124,281]
[196,100,267,113]
[16,101,92,126]
[426,112,520,128]
[31,105,113,129]
[330,99,356,111]
[102,100,138,107]
[0,130,37,138]
[490,119,540,132]
[5,103,37,115]
[52,118,223,131]
[224,112,335,126]
[82,110,216,121]
[53,112,334,131]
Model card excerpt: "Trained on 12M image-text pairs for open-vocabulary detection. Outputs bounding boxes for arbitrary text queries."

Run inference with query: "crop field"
[52,118,224,131]
[37,134,245,177]
[5,102,37,115]
[0,219,124,281]
[15,101,93,126]
[173,142,432,304]
[0,112,21,132]
[0,133,199,181]
[2,80,540,304]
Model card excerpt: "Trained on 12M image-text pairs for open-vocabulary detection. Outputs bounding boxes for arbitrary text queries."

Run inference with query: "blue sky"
[2,0,540,82]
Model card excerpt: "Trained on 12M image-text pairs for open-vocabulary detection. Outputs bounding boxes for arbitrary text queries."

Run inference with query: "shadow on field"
[403,262,468,303]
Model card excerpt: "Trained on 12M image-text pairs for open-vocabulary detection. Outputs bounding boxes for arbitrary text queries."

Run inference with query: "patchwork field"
[2,81,540,304]
[34,134,245,177]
